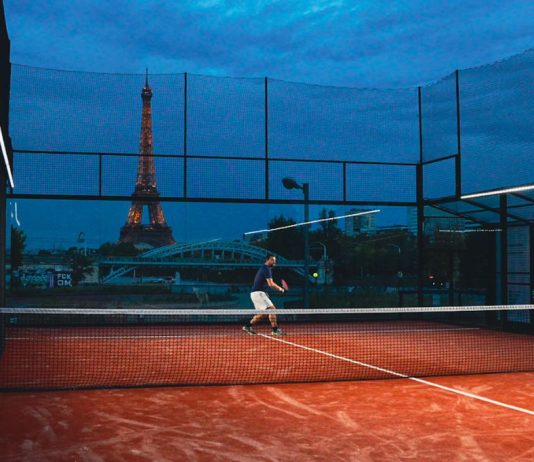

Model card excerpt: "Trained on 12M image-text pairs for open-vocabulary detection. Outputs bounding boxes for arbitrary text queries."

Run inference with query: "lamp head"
[282,177,302,190]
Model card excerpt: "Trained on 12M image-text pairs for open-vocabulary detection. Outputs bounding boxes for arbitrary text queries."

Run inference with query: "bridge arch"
[102,240,310,283]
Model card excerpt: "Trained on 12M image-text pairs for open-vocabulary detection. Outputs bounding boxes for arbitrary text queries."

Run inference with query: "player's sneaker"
[271,327,283,336]
[242,325,256,335]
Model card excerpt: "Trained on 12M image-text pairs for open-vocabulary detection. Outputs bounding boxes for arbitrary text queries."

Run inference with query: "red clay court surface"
[0,321,533,460]
[1,374,534,461]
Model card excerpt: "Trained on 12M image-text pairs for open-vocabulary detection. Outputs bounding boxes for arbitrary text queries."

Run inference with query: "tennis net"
[0,305,533,391]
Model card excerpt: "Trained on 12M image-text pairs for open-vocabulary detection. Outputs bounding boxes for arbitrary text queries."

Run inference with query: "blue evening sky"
[5,1,534,87]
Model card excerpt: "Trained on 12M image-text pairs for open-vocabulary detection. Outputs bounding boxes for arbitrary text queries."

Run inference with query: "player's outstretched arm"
[266,278,284,293]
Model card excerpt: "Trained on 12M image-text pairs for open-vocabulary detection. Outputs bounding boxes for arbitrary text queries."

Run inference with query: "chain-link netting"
[420,73,458,163]
[268,79,419,163]
[460,50,534,195]
[8,50,534,203]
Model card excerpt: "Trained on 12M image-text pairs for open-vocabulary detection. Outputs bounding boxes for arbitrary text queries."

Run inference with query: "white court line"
[316,327,480,335]
[259,334,534,416]
[5,326,479,341]
[7,335,198,340]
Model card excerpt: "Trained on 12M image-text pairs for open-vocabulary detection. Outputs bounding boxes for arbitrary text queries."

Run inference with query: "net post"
[448,252,455,306]
[455,69,462,197]
[417,86,425,307]
[499,195,509,325]
[0,311,4,356]
[303,183,310,309]
[0,174,5,307]
[183,72,188,199]
[531,223,534,332]
[264,76,269,200]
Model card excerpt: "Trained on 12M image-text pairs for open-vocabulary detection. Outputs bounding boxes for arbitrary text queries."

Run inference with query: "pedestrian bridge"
[101,240,310,284]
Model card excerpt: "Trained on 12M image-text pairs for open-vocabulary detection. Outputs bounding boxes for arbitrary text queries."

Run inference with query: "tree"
[98,241,141,257]
[425,230,466,286]
[64,248,94,285]
[260,215,303,260]
[317,209,342,242]
[459,231,496,290]
[10,227,26,272]
[310,208,343,260]
[10,227,27,287]
[333,229,416,284]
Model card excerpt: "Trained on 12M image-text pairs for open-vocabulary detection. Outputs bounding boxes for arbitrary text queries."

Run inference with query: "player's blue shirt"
[252,265,273,292]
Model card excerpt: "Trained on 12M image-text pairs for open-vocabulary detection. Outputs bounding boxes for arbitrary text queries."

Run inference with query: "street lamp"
[282,177,310,308]
[386,244,402,292]
[77,232,87,256]
[314,242,327,260]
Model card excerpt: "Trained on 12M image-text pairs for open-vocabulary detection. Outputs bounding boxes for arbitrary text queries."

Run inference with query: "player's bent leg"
[267,306,283,336]
[242,325,256,335]
[243,313,265,335]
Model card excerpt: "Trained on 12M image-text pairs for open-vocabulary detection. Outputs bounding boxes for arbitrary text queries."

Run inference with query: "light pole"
[314,242,327,260]
[282,177,310,308]
[386,244,402,292]
[312,242,328,285]
[77,232,87,256]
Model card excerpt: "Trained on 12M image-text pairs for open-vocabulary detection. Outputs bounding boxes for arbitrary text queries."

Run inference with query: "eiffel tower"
[119,71,175,247]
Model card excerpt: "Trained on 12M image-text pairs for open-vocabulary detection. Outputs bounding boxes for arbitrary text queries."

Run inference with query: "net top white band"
[0,304,532,316]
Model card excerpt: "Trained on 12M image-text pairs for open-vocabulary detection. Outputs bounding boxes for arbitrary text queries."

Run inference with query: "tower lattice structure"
[119,72,175,247]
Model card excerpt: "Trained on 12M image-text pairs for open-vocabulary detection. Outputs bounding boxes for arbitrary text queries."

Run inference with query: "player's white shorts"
[250,291,274,310]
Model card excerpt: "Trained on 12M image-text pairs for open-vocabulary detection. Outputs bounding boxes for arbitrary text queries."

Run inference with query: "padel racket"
[281,279,289,291]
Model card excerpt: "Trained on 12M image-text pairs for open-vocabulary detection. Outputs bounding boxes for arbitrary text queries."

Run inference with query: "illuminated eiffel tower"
[119,71,175,247]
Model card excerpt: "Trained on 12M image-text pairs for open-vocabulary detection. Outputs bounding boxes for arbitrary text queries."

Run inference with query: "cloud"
[4,0,534,87]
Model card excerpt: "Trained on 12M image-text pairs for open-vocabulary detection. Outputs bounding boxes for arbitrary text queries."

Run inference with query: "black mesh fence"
[268,160,344,202]
[9,65,419,204]
[420,73,458,163]
[15,152,100,196]
[187,157,264,199]
[8,51,534,202]
[187,74,264,157]
[459,49,534,196]
[345,163,416,203]
[423,157,456,200]
[10,66,185,154]
[268,79,419,163]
